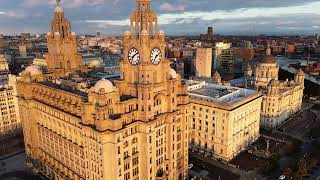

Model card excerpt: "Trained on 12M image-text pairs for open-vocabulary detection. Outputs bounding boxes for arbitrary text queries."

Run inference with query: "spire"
[55,0,63,13]
[56,0,61,6]
[51,0,71,38]
[130,0,158,37]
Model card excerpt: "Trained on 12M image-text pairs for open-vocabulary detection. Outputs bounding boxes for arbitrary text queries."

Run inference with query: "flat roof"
[186,80,258,104]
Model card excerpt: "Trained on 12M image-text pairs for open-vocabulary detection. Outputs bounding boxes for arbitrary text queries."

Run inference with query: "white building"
[0,75,21,135]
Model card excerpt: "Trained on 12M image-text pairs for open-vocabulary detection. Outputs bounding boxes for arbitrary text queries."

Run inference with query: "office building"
[186,80,262,161]
[214,42,232,69]
[195,48,212,78]
[17,1,189,180]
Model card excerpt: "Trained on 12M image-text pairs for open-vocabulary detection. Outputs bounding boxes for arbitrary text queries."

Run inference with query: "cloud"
[23,0,107,8]
[85,19,129,26]
[84,2,320,26]
[159,3,185,12]
[0,10,26,19]
[2,0,320,35]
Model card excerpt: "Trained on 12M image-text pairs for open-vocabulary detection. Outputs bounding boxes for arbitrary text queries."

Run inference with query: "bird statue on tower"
[56,0,61,6]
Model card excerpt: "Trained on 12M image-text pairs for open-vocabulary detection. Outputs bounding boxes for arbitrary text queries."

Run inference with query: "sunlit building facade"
[244,47,304,129]
[17,1,189,180]
[0,75,21,135]
[186,80,262,161]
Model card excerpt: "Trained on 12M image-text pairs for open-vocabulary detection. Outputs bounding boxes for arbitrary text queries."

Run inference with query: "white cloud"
[159,3,185,12]
[23,0,108,8]
[85,19,129,26]
[0,10,26,19]
[84,1,320,28]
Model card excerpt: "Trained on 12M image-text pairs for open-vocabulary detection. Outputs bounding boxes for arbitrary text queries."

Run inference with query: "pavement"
[0,152,39,180]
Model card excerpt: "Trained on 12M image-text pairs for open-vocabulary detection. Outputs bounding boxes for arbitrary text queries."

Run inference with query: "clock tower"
[120,0,167,85]
[118,0,180,121]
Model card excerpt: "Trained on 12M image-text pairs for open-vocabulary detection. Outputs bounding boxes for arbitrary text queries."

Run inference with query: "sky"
[0,0,320,35]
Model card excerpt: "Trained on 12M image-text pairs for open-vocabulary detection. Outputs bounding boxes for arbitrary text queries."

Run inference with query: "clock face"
[128,48,140,65]
[150,48,162,65]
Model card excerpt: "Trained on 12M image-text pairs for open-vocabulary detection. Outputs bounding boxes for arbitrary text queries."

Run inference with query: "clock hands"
[132,52,139,60]
[154,53,160,61]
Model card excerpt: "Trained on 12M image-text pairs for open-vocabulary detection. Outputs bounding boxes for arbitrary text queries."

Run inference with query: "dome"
[71,32,76,36]
[22,65,42,76]
[94,78,114,93]
[262,55,276,64]
[262,46,276,64]
[169,68,177,79]
[88,60,102,68]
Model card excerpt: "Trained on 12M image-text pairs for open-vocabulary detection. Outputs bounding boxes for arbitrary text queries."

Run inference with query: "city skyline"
[1,0,320,35]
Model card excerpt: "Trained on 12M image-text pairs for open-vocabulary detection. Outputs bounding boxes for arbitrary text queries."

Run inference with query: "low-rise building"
[186,80,262,161]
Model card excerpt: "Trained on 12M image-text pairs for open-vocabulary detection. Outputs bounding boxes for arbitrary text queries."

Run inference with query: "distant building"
[214,42,232,69]
[233,48,255,62]
[186,80,262,161]
[0,55,10,85]
[220,48,234,74]
[169,48,181,58]
[241,47,304,129]
[285,45,295,55]
[195,48,212,78]
[271,46,283,55]
[0,75,21,135]
[19,44,28,58]
[200,27,214,41]
[82,54,104,67]
[33,56,47,68]
[20,33,31,39]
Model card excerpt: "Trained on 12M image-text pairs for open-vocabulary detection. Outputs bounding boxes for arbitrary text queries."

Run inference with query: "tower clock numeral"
[150,48,162,65]
[128,48,140,65]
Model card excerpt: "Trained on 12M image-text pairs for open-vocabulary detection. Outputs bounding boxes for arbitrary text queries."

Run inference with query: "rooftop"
[38,81,88,98]
[186,80,257,104]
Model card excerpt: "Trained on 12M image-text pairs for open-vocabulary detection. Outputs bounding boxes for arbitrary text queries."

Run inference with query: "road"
[189,152,241,180]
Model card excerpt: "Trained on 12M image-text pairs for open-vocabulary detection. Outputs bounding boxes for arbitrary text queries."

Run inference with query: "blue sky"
[0,0,320,35]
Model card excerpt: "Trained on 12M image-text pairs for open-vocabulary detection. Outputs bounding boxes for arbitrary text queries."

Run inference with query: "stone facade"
[186,81,262,161]
[245,48,304,129]
[195,48,212,78]
[45,2,85,79]
[17,1,189,180]
[0,75,21,135]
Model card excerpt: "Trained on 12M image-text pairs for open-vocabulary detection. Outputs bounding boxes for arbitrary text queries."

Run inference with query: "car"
[188,164,193,169]
[279,175,286,180]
